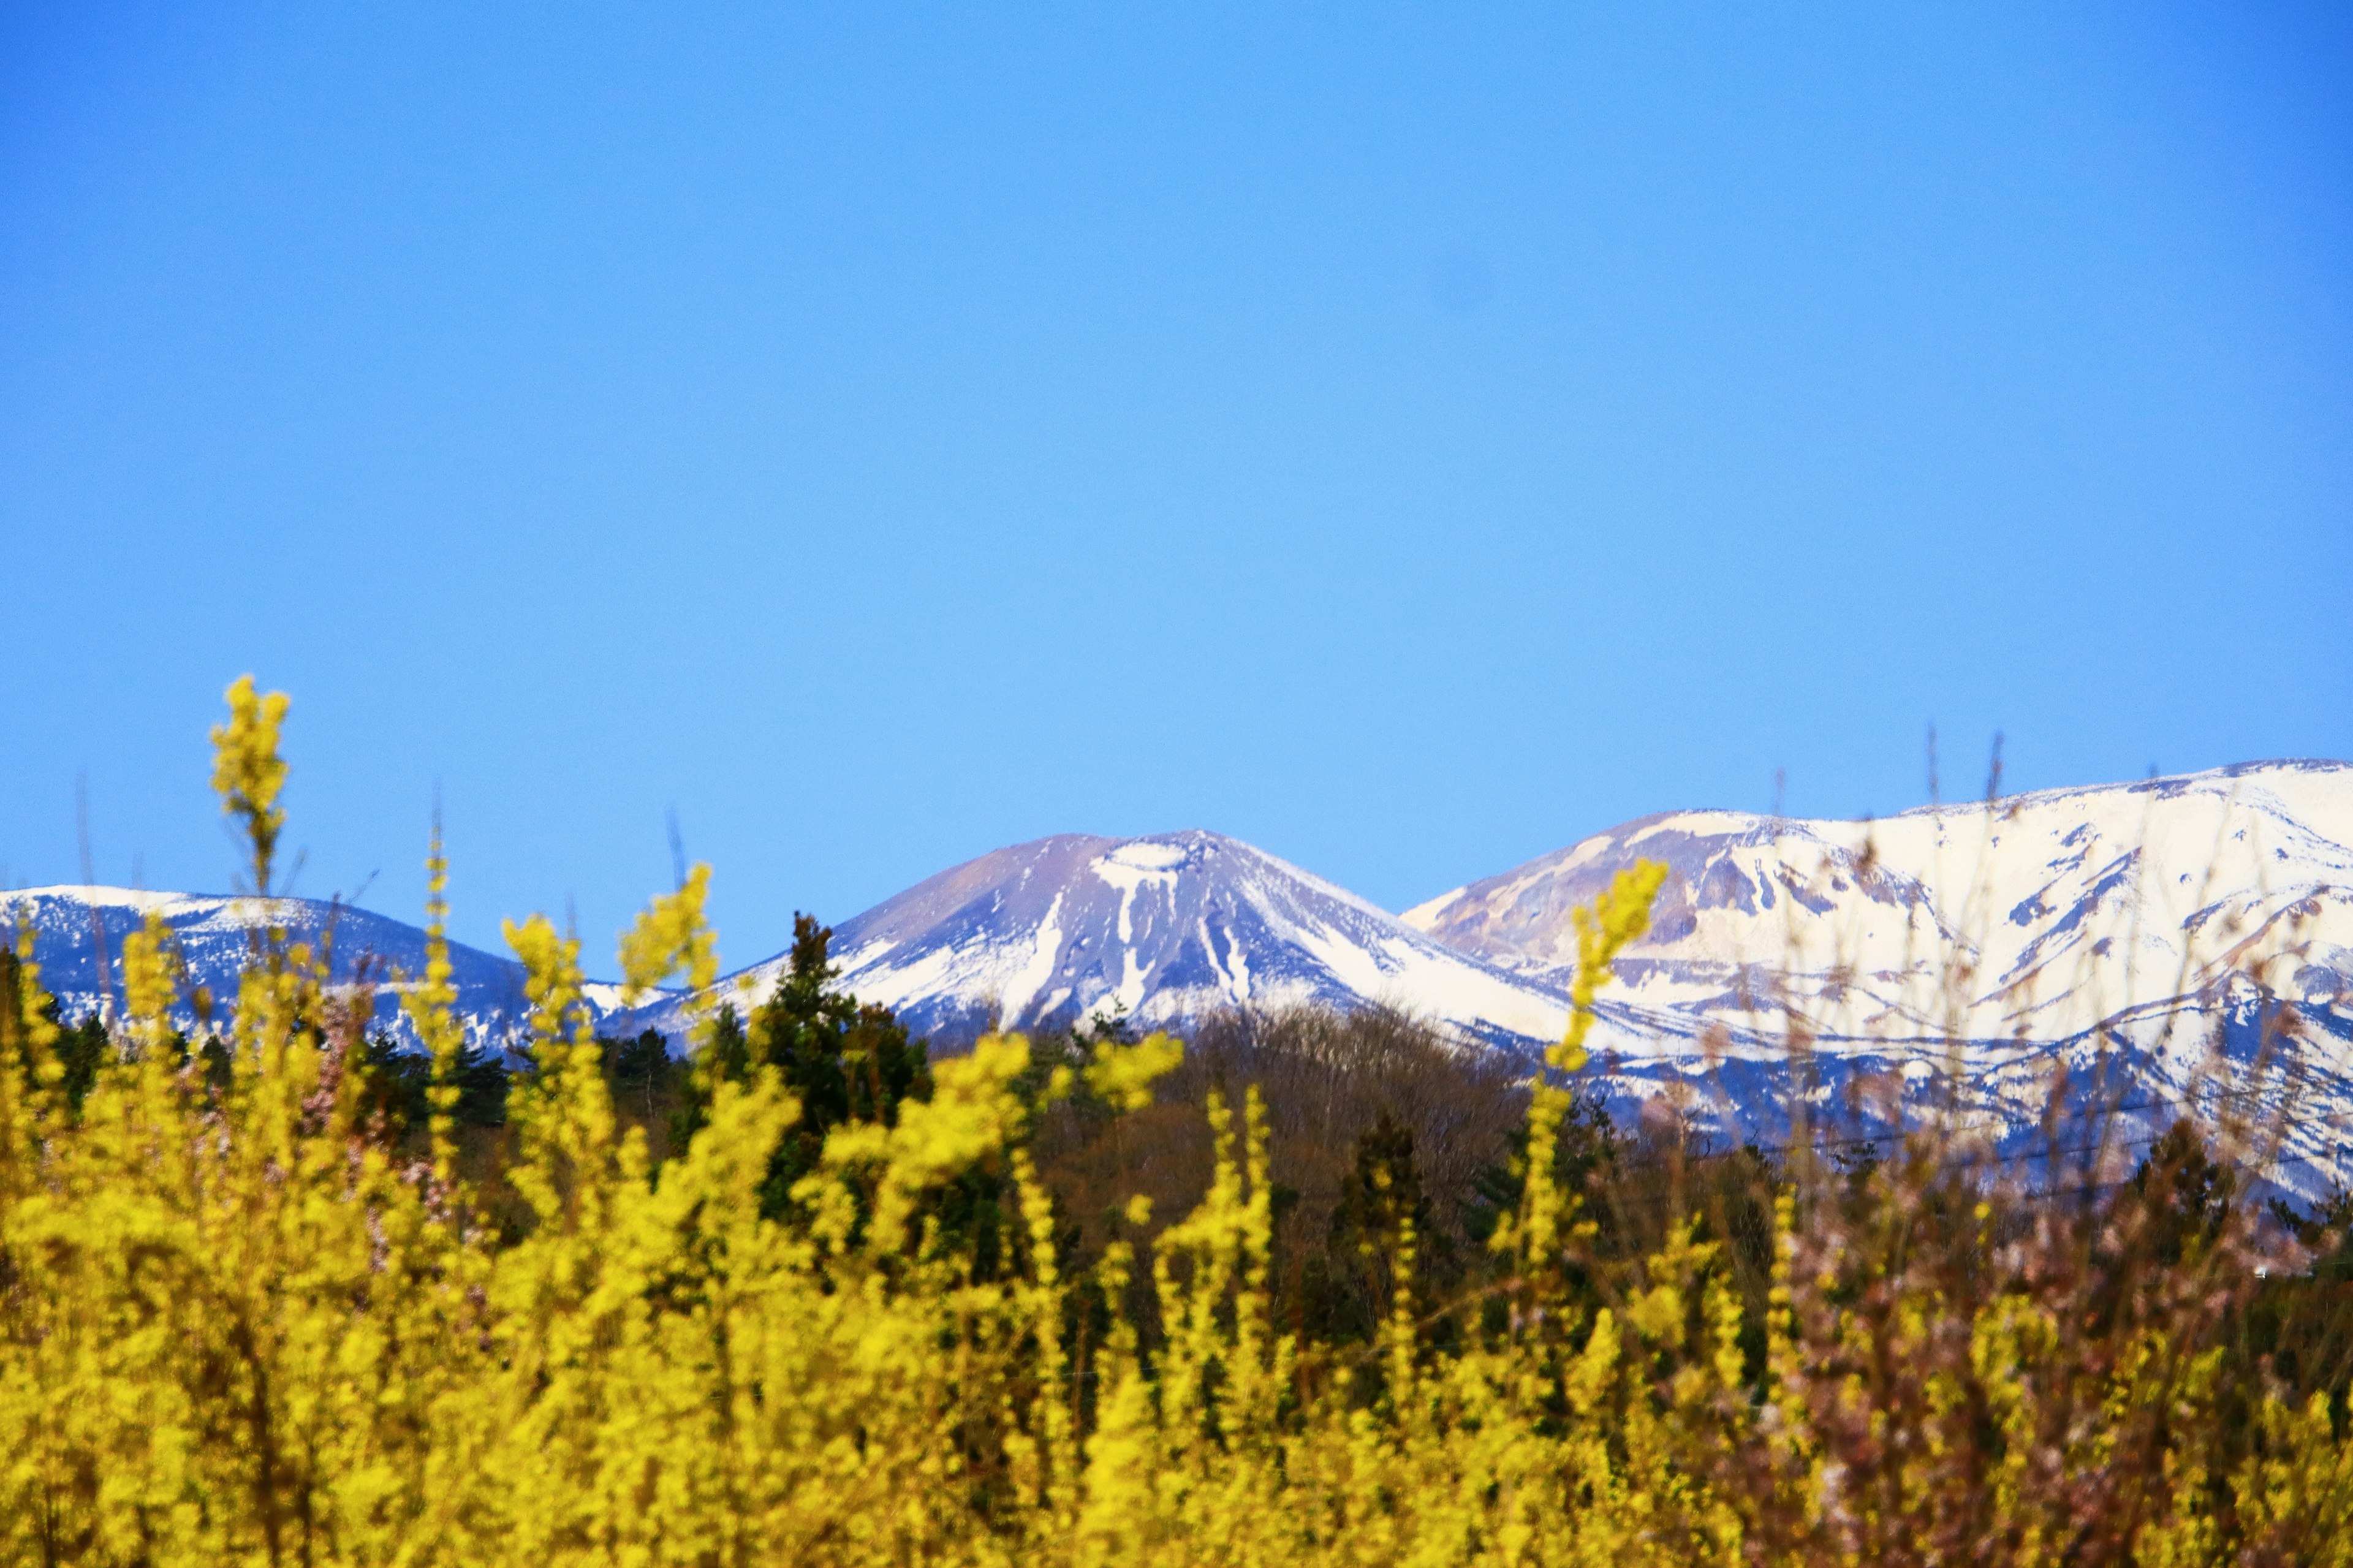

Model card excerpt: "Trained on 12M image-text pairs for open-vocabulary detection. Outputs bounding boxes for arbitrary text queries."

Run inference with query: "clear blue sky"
[5,3,2348,966]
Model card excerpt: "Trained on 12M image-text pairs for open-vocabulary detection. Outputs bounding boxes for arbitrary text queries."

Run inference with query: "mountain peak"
[624,827,1567,1049]
[18,759,2350,1193]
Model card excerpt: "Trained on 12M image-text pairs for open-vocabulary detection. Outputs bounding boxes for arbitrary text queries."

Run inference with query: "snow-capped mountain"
[1,886,652,1048]
[1405,760,2353,1187]
[15,761,2350,1192]
[613,831,1575,1050]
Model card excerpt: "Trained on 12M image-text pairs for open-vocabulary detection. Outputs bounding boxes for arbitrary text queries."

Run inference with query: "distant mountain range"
[11,760,2350,1191]
[1406,760,2353,1191]
[5,886,651,1050]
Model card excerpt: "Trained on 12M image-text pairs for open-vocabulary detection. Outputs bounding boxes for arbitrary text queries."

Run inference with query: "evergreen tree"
[675,914,931,1216]
[50,1011,108,1113]
[601,1026,673,1125]
[358,1029,433,1135]
[2,947,110,1113]
[2127,1119,2237,1267]
[448,1042,512,1127]
[1464,1080,1621,1249]
[357,1028,509,1134]
[1319,1110,1433,1338]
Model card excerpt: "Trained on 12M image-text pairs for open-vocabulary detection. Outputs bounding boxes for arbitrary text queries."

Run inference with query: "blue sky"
[4,3,2349,966]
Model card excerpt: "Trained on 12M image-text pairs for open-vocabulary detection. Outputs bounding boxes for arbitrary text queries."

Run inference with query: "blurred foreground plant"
[0,682,2346,1566]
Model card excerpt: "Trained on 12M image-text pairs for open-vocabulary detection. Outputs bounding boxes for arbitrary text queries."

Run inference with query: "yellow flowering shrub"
[0,681,2344,1566]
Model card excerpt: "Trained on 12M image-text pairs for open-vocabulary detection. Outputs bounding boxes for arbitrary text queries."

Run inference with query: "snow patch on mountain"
[18,760,2351,1194]
[1,887,659,1050]
[613,831,1577,1050]
[1404,761,2353,1191]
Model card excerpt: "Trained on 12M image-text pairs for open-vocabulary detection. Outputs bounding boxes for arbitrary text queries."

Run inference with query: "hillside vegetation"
[2,680,2349,1566]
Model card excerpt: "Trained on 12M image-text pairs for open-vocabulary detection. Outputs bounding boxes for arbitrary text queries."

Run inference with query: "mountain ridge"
[1,885,654,1047]
[10,758,2349,1191]
[1402,759,2353,1191]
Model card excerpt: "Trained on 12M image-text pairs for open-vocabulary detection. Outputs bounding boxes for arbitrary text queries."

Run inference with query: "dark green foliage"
[1300,1111,1436,1343]
[0,949,110,1114]
[754,916,931,1190]
[192,1034,235,1094]
[356,1030,510,1140]
[450,1043,512,1127]
[49,1012,108,1114]
[601,1027,673,1124]
[2256,1184,2353,1417]
[2127,1118,2237,1266]
[605,1027,672,1091]
[694,1005,751,1100]
[674,914,933,1220]
[1463,1081,1623,1251]
[359,1030,432,1134]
